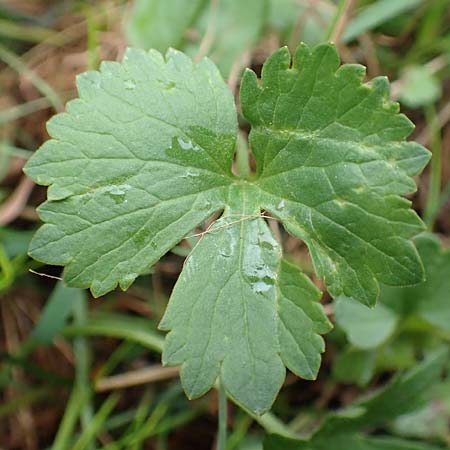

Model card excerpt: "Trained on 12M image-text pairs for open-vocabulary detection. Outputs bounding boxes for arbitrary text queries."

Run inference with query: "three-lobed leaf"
[241,43,429,306]
[25,43,429,414]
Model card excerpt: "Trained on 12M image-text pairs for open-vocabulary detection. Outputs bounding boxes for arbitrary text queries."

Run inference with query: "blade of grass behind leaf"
[342,0,424,43]
[31,282,84,345]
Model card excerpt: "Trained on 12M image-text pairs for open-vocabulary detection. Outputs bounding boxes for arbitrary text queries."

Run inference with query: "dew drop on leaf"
[177,137,199,151]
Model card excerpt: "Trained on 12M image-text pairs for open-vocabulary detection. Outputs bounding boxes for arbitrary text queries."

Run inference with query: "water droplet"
[157,79,176,90]
[251,281,272,293]
[164,81,176,90]
[125,80,136,90]
[181,170,200,179]
[132,229,150,247]
[177,137,195,150]
[200,199,212,210]
[104,184,131,204]
[276,200,285,211]
[257,228,278,250]
[108,186,125,196]
[335,198,347,208]
[246,265,276,294]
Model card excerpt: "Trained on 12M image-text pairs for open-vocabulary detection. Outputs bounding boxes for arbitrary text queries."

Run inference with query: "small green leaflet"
[382,234,450,333]
[264,349,448,450]
[334,297,398,350]
[126,0,207,52]
[127,0,267,77]
[25,43,429,414]
[336,233,450,351]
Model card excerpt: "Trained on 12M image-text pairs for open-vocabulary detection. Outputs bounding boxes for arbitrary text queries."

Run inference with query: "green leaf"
[267,0,334,45]
[25,43,429,413]
[0,227,34,258]
[63,312,165,352]
[25,47,237,297]
[334,297,398,349]
[319,348,448,436]
[186,0,267,76]
[160,185,330,414]
[342,0,425,43]
[399,66,441,109]
[241,44,429,307]
[333,348,376,386]
[380,234,450,333]
[126,0,267,77]
[277,259,332,379]
[264,349,448,449]
[31,281,84,345]
[389,378,450,442]
[335,234,450,379]
[265,434,447,450]
[126,0,207,51]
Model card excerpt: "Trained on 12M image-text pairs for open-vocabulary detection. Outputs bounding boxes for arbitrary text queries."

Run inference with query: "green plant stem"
[424,104,442,229]
[217,380,228,450]
[71,393,120,450]
[0,18,62,44]
[0,97,53,125]
[0,244,14,291]
[0,143,33,159]
[85,5,100,70]
[226,413,252,450]
[51,384,89,450]
[326,0,356,42]
[64,314,295,437]
[235,131,251,178]
[72,297,95,449]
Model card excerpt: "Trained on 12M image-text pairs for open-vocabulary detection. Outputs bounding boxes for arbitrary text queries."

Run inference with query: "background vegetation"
[1,0,449,449]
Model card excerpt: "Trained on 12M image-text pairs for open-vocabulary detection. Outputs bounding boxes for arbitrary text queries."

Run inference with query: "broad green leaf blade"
[160,186,330,414]
[24,48,237,297]
[390,377,450,442]
[31,281,84,346]
[185,0,267,76]
[0,227,34,258]
[333,348,376,386]
[160,186,285,414]
[278,260,332,378]
[399,66,441,109]
[264,434,447,450]
[268,0,334,45]
[241,43,430,306]
[342,0,424,43]
[317,348,448,436]
[380,234,450,333]
[334,297,398,349]
[126,0,267,78]
[264,348,448,449]
[63,312,165,352]
[126,0,207,51]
